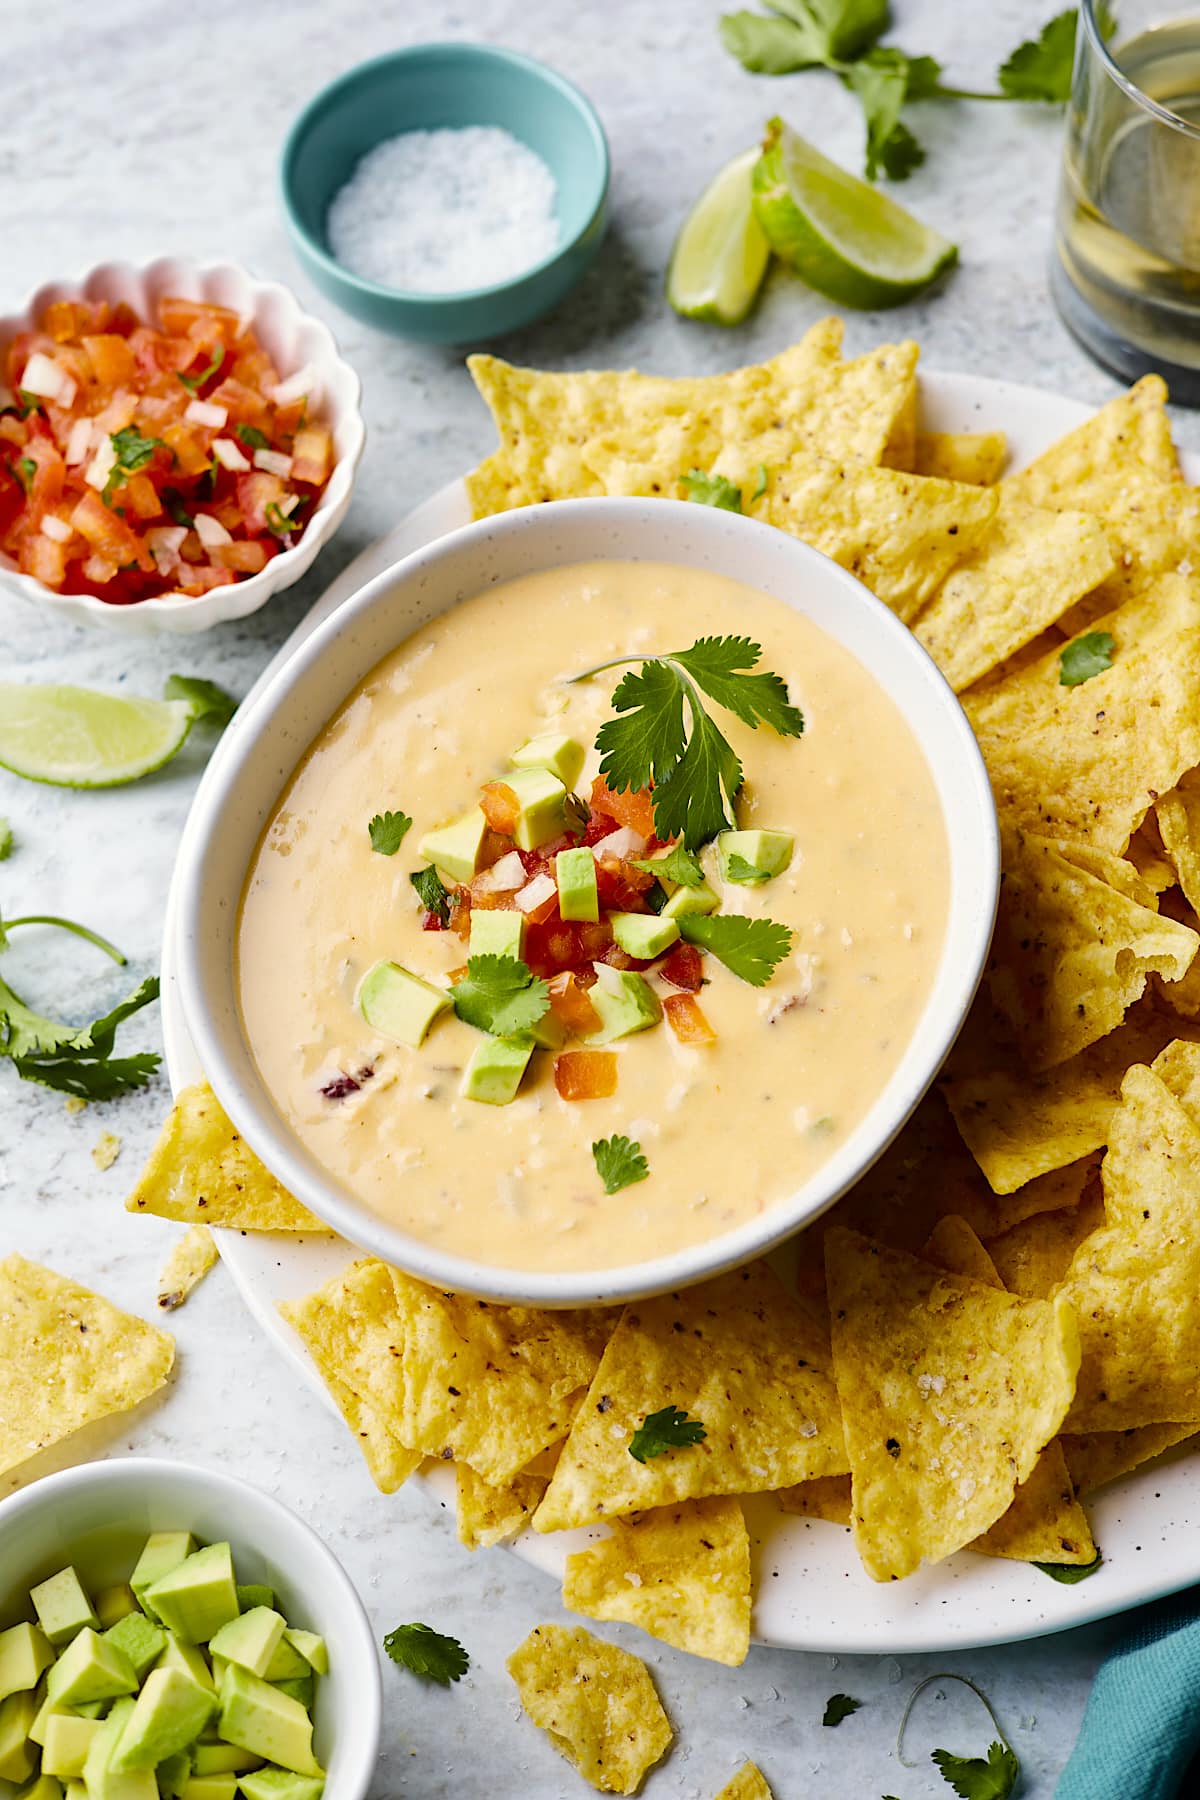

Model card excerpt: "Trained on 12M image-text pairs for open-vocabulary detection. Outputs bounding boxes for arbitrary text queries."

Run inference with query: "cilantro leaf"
[751,463,769,501]
[725,852,771,884]
[1059,630,1114,687]
[451,954,549,1037]
[0,967,160,1097]
[998,8,1078,102]
[410,865,452,927]
[931,1740,1019,1799]
[109,427,163,477]
[652,702,743,847]
[0,818,11,861]
[176,345,225,394]
[592,1134,650,1195]
[628,1404,707,1464]
[15,456,36,493]
[368,810,413,856]
[635,845,705,887]
[842,49,925,182]
[678,913,792,985]
[672,637,805,737]
[681,469,743,512]
[162,674,237,728]
[823,1693,862,1727]
[382,1623,469,1686]
[1033,1549,1103,1583]
[720,0,888,72]
[563,791,591,838]
[265,500,302,537]
[234,423,269,450]
[594,661,687,795]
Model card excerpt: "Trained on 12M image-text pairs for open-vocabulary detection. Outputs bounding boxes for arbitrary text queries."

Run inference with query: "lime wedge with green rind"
[751,118,957,310]
[667,147,772,325]
[0,683,195,788]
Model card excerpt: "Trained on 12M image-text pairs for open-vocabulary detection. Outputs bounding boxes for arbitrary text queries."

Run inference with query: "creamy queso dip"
[238,560,949,1273]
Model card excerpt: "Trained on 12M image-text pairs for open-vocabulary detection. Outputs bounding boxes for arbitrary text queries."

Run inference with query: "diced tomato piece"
[554,1050,618,1101]
[590,776,656,839]
[175,563,237,594]
[659,943,704,992]
[548,972,601,1037]
[595,859,651,915]
[209,377,269,427]
[69,490,153,571]
[479,780,520,834]
[235,470,285,534]
[230,343,280,392]
[120,472,162,520]
[19,532,67,588]
[0,463,24,539]
[291,426,331,486]
[663,994,716,1045]
[579,921,614,962]
[162,422,211,476]
[449,890,471,939]
[81,334,137,385]
[95,390,137,434]
[159,296,242,345]
[0,415,27,449]
[23,432,66,515]
[212,538,270,573]
[44,300,99,343]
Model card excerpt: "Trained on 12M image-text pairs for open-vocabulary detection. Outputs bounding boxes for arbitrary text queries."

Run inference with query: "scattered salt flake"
[622,1571,643,1587]
[916,1372,946,1396]
[881,1656,903,1683]
[799,1419,819,1439]
[91,1131,121,1171]
[1180,558,1194,577]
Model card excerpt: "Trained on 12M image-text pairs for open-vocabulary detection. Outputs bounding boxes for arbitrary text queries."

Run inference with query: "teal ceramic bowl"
[280,43,610,343]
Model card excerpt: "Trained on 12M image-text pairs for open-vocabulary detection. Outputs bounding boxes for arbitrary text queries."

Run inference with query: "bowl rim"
[279,41,611,308]
[176,495,1000,1307]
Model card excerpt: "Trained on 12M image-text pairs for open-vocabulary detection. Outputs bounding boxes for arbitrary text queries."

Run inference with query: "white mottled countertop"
[3,1,1194,1793]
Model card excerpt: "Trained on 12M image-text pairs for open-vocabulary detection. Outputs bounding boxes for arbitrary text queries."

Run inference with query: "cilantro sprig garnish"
[265,501,303,537]
[234,423,269,451]
[15,456,36,493]
[451,954,549,1037]
[635,845,704,887]
[725,852,770,884]
[177,345,225,394]
[162,674,238,729]
[592,1134,649,1195]
[897,1674,1020,1800]
[382,1623,469,1686]
[410,865,452,927]
[367,810,413,856]
[678,913,791,986]
[629,1405,708,1464]
[1033,1549,1103,1583]
[1058,630,1114,688]
[680,469,743,512]
[573,635,803,850]
[822,1693,862,1727]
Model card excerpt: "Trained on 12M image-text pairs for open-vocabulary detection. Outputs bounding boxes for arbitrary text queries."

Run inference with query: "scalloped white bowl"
[0,258,365,634]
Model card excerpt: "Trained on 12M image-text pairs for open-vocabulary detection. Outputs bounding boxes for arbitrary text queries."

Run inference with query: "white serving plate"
[162,369,1200,1653]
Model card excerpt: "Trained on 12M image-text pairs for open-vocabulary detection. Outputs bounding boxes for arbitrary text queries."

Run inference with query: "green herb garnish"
[629,1405,708,1464]
[681,469,743,512]
[265,501,302,537]
[823,1694,862,1727]
[109,427,163,477]
[931,1742,1019,1799]
[162,674,238,729]
[177,346,225,394]
[592,1134,650,1196]
[724,851,771,884]
[450,954,549,1037]
[410,865,452,927]
[367,811,413,856]
[163,489,194,529]
[15,457,36,493]
[999,8,1080,100]
[234,423,269,451]
[635,844,705,887]
[382,1623,469,1686]
[1058,630,1114,687]
[750,463,769,501]
[0,818,12,861]
[1033,1550,1103,1583]
[16,389,41,417]
[677,913,791,985]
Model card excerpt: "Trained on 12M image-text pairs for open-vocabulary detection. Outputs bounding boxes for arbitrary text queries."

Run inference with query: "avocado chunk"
[504,768,567,851]
[16,1777,64,1800]
[717,828,794,883]
[468,908,525,960]
[417,808,487,885]
[0,1622,55,1700]
[661,879,719,918]
[358,960,450,1049]
[280,1633,326,1679]
[130,1534,195,1621]
[92,1589,136,1633]
[234,1588,274,1617]
[143,1545,239,1648]
[41,1714,103,1780]
[269,1678,312,1709]
[154,1749,193,1800]
[528,1007,566,1051]
[46,1632,137,1708]
[460,1034,535,1106]
[81,1698,155,1800]
[208,1612,285,1682]
[30,1695,62,1747]
[179,1780,236,1800]
[237,1772,324,1800]
[65,1784,86,1800]
[510,732,585,791]
[102,1615,164,1683]
[153,1638,214,1696]
[31,1570,99,1649]
[586,966,662,1043]
[555,847,599,923]
[110,1668,215,1773]
[217,1667,319,1778]
[258,1639,308,1687]
[190,1745,261,1776]
[0,1688,40,1784]
[608,913,680,959]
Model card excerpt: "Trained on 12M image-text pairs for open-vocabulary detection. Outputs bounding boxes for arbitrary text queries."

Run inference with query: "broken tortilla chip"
[714,1765,774,1800]
[127,1084,325,1232]
[1062,1424,1198,1496]
[914,429,1008,486]
[156,1225,218,1311]
[1003,375,1180,513]
[1156,776,1200,914]
[776,1474,853,1524]
[456,1462,550,1549]
[507,1623,672,1795]
[987,1186,1107,1299]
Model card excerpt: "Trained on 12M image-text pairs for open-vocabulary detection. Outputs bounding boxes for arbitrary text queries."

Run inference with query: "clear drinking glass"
[1053,0,1200,401]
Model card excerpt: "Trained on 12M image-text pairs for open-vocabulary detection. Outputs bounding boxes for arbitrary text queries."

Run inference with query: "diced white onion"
[145,524,187,558]
[65,417,94,465]
[270,364,318,406]
[41,515,71,543]
[193,512,232,548]
[253,448,292,478]
[85,436,118,492]
[515,872,557,915]
[473,850,526,894]
[185,398,228,429]
[19,352,67,400]
[212,436,250,472]
[55,376,77,410]
[592,826,647,862]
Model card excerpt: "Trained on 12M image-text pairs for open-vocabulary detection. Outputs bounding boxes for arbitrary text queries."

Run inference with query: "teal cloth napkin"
[1056,1596,1200,1798]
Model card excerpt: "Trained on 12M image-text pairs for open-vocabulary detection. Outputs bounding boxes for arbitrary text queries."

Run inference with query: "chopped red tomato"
[590,776,656,839]
[554,1050,618,1100]
[663,993,716,1044]
[547,972,601,1037]
[659,943,703,991]
[595,858,652,914]
[479,780,520,835]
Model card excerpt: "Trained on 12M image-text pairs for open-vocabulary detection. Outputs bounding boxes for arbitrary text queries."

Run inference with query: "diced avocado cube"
[143,1546,239,1649]
[29,1692,59,1747]
[209,1657,228,1689]
[41,1713,103,1780]
[528,1007,566,1051]
[154,1639,214,1696]
[190,1745,261,1777]
[46,1631,137,1708]
[357,960,450,1049]
[0,1688,40,1784]
[586,966,662,1043]
[468,908,525,959]
[110,1669,215,1773]
[460,1034,535,1106]
[81,1698,155,1800]
[237,1772,324,1800]
[280,1634,325,1679]
[661,879,719,918]
[207,1613,285,1683]
[130,1535,195,1621]
[155,1749,193,1800]
[16,1776,64,1800]
[93,1589,136,1633]
[65,1784,86,1800]
[72,1706,106,1723]
[0,1622,55,1700]
[217,1667,319,1778]
[179,1780,236,1800]
[268,1680,311,1711]
[258,1640,307,1688]
[555,847,598,923]
[102,1616,164,1683]
[234,1589,274,1618]
[608,913,680,959]
[510,732,585,791]
[31,1571,99,1649]
[504,768,567,851]
[417,808,487,885]
[717,828,794,883]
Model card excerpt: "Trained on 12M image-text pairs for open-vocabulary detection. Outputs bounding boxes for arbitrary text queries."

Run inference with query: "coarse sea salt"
[326,125,560,295]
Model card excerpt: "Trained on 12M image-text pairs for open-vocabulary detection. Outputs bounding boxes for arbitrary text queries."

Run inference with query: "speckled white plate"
[162,369,1200,1653]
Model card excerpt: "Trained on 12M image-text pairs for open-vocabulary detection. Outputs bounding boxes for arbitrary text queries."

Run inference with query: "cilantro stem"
[2,916,127,966]
[931,84,1011,101]
[896,1673,1012,1770]
[567,654,649,684]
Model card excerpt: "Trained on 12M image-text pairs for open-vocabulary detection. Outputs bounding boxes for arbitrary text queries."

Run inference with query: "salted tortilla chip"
[714,1766,774,1800]
[1125,824,1177,894]
[322,1372,418,1496]
[776,1474,852,1524]
[534,1263,846,1533]
[912,498,1114,692]
[1004,375,1180,513]
[156,1226,218,1311]
[922,1214,1004,1286]
[456,1462,549,1549]
[507,1623,672,1795]
[880,375,917,470]
[914,429,1008,486]
[825,1227,1080,1579]
[127,1084,325,1232]
[1063,1060,1200,1429]
[563,1496,750,1667]
[1062,1424,1198,1496]
[1156,776,1200,914]
[987,1187,1106,1299]
[0,1254,174,1477]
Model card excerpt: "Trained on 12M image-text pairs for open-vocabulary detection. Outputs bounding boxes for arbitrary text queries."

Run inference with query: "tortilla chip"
[1003,375,1180,513]
[1125,824,1177,894]
[534,1263,846,1533]
[563,1497,751,1666]
[456,1462,549,1549]
[507,1623,672,1795]
[713,1767,773,1800]
[156,1225,218,1311]
[127,1084,325,1232]
[776,1474,853,1524]
[1156,777,1200,914]
[912,498,1114,692]
[1062,1424,1198,1495]
[1063,1060,1200,1429]
[914,429,1008,486]
[880,376,917,470]
[987,1187,1107,1299]
[922,1214,1004,1286]
[825,1227,1080,1579]
[0,1254,174,1477]
[322,1372,418,1496]
[92,1130,121,1171]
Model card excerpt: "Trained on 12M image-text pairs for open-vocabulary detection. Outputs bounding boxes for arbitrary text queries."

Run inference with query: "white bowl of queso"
[177,497,999,1306]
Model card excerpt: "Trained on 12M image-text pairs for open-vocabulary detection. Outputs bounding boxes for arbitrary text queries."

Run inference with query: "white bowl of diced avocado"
[0,1459,380,1800]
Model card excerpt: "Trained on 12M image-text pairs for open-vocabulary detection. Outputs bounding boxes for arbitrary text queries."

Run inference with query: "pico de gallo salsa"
[0,294,334,604]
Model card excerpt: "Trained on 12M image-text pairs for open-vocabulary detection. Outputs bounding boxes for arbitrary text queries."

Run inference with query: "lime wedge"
[0,683,195,788]
[751,118,957,310]
[667,147,772,325]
